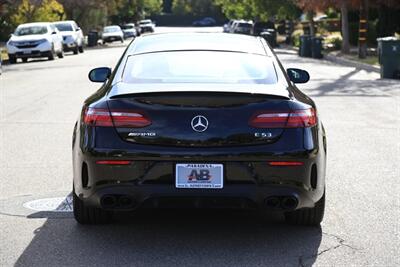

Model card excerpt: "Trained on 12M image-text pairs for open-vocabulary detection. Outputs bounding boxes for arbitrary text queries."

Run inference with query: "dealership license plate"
[175,164,223,189]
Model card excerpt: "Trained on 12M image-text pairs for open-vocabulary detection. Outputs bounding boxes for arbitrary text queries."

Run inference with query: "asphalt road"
[0,27,399,267]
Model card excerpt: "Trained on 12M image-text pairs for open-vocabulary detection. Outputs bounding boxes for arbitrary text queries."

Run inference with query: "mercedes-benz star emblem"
[191,115,209,132]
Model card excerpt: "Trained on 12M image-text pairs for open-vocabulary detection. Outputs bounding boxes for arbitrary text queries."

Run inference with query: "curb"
[278,45,380,73]
[324,53,380,73]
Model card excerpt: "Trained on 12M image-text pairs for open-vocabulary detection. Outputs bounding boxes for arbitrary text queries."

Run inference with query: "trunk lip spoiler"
[109,91,291,100]
[107,82,291,100]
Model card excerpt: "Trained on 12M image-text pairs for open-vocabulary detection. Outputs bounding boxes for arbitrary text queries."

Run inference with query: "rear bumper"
[74,150,325,211]
[102,36,123,42]
[82,183,316,211]
[62,42,77,51]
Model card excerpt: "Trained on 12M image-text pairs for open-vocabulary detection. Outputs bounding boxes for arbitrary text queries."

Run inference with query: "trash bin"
[299,35,312,57]
[377,37,400,79]
[311,36,323,59]
[260,31,274,47]
[266,29,277,47]
[87,31,99,47]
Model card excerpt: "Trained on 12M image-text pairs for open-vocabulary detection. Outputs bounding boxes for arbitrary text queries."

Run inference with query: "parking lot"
[0,27,399,266]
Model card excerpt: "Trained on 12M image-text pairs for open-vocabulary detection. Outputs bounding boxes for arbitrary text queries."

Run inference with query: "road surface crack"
[298,232,362,267]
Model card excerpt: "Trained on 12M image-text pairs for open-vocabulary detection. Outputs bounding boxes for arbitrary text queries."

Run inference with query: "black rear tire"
[73,187,113,224]
[22,58,28,63]
[78,46,84,53]
[57,48,64,58]
[73,46,79,55]
[9,55,16,64]
[285,191,325,226]
[48,47,55,60]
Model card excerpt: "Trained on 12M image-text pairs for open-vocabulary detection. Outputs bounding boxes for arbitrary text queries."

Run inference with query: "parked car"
[102,25,124,43]
[138,19,155,33]
[231,20,254,35]
[72,33,327,226]
[223,19,236,33]
[253,21,275,36]
[192,17,216,26]
[53,20,84,54]
[121,23,137,39]
[6,22,64,63]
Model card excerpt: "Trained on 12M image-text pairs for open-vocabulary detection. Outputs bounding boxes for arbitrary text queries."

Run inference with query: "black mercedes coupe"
[72,33,327,225]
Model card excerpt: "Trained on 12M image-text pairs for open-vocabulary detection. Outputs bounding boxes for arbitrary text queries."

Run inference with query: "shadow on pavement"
[15,208,322,266]
[275,52,399,97]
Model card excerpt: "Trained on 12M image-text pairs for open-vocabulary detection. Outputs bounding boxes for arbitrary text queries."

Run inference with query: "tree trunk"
[358,0,368,59]
[341,1,350,54]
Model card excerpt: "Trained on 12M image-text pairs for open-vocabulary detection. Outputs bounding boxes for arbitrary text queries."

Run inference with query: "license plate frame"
[175,163,223,189]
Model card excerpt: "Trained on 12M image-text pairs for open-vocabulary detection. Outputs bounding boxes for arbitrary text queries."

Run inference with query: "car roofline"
[126,33,271,56]
[127,49,270,57]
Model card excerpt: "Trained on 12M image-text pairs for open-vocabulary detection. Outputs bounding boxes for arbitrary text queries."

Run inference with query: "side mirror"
[88,67,111,83]
[76,28,81,31]
[52,31,57,35]
[287,68,310,84]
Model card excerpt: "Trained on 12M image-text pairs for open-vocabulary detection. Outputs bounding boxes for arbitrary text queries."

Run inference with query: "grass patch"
[345,54,379,66]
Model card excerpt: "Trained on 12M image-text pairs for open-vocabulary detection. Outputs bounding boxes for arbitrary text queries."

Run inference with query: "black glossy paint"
[72,33,327,211]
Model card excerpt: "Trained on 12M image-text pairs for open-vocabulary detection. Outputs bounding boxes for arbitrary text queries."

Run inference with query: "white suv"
[6,22,64,63]
[54,20,84,54]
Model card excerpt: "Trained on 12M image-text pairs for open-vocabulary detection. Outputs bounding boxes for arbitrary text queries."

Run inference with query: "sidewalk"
[324,50,380,73]
[279,44,380,73]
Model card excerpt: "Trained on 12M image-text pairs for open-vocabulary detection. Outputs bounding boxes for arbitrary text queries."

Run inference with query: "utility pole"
[341,1,350,54]
[358,0,368,59]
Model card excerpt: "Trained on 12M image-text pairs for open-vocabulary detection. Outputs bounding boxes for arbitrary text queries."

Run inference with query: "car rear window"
[55,23,73,31]
[15,26,48,36]
[238,23,252,28]
[122,51,277,84]
[104,26,120,32]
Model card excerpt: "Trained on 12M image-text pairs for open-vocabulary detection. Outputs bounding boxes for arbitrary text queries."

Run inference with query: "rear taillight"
[84,108,113,127]
[249,108,317,128]
[83,108,151,128]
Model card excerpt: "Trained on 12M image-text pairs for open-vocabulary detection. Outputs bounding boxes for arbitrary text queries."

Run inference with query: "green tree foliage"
[111,0,162,23]
[11,0,65,25]
[172,0,221,16]
[214,0,300,20]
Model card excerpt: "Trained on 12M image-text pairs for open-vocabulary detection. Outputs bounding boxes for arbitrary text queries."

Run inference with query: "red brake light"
[84,108,113,127]
[249,108,317,128]
[110,111,151,128]
[83,108,151,128]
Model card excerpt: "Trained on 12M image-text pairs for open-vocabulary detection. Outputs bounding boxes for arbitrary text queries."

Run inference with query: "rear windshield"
[55,23,73,31]
[15,26,48,36]
[238,23,252,28]
[104,26,120,32]
[123,51,277,84]
[139,20,151,25]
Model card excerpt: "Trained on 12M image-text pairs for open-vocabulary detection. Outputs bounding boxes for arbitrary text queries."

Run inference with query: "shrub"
[291,29,303,48]
[324,33,342,50]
